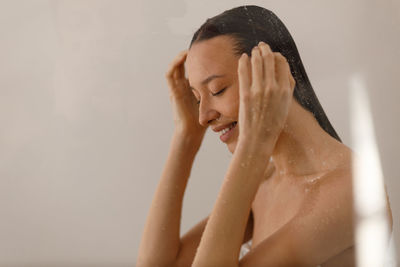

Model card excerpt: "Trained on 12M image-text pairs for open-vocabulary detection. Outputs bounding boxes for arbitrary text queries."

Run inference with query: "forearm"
[192,142,273,267]
[137,131,203,267]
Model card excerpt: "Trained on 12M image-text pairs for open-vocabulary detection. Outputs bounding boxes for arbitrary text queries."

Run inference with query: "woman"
[137,5,393,267]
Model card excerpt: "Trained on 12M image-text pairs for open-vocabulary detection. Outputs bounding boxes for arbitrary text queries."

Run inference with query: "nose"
[198,98,219,127]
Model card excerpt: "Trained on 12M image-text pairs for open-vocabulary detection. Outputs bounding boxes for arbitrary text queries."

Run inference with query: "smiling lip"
[212,121,237,132]
[219,122,237,143]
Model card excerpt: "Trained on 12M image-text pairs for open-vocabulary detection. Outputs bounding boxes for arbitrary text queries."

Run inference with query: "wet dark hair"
[189,5,342,142]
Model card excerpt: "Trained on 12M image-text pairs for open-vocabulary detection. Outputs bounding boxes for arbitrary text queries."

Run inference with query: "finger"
[251,46,263,93]
[165,50,188,79]
[166,52,186,76]
[176,52,188,78]
[274,53,290,93]
[171,61,185,81]
[258,42,275,88]
[166,68,177,90]
[174,52,188,79]
[238,53,251,100]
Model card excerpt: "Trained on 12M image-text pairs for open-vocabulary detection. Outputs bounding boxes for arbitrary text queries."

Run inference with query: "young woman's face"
[185,35,241,153]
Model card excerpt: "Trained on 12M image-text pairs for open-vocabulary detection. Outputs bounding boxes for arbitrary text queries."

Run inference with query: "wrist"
[236,137,276,158]
[172,130,204,153]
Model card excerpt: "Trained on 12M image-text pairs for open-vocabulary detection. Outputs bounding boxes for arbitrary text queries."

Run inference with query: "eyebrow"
[190,74,226,91]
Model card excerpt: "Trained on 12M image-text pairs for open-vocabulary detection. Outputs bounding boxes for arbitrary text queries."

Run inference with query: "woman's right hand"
[165,50,208,139]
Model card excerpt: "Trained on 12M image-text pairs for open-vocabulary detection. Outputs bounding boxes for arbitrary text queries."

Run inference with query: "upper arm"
[239,169,354,267]
[175,211,254,267]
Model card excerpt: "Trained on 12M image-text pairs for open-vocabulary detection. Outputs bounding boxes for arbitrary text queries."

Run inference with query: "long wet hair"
[189,5,342,142]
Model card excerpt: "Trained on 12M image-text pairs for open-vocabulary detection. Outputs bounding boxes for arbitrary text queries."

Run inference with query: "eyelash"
[196,87,227,105]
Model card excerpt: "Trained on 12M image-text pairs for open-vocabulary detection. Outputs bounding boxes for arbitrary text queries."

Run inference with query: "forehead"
[185,35,239,87]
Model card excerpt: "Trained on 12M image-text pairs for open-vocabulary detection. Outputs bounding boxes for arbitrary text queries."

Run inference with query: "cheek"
[222,92,238,113]
[230,88,240,114]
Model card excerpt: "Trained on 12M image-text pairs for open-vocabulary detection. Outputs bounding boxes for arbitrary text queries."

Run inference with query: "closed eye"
[196,87,227,105]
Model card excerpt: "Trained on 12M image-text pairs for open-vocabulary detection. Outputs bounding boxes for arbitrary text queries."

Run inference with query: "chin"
[228,140,238,154]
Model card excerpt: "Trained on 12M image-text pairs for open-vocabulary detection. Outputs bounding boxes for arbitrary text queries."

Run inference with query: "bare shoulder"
[239,167,355,266]
[293,166,355,263]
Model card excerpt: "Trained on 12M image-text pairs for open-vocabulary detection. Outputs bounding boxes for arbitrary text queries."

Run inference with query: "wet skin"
[185,35,393,266]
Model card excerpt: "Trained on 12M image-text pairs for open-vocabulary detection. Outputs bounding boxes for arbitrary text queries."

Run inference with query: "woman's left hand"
[236,41,296,153]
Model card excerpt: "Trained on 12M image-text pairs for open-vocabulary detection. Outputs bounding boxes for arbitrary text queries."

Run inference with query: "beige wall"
[0,0,398,266]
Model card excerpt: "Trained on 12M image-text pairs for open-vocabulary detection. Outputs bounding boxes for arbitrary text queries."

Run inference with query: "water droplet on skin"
[307,173,325,184]
[251,107,260,113]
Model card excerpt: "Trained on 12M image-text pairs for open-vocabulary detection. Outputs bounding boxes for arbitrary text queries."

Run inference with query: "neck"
[271,101,348,177]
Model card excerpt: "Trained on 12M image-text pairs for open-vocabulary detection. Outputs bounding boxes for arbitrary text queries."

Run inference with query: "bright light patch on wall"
[349,74,395,267]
